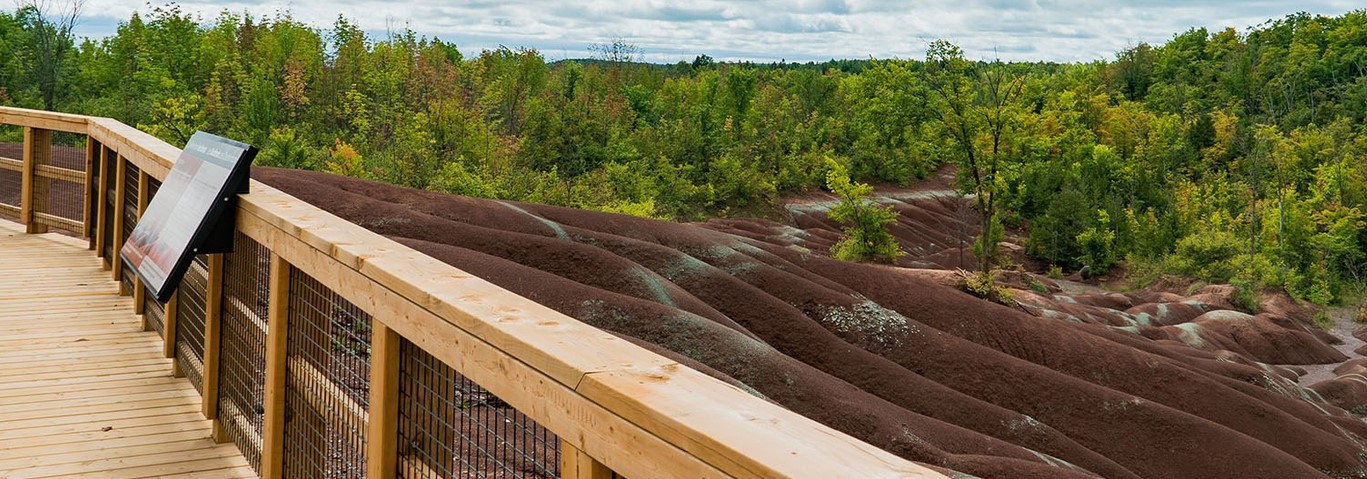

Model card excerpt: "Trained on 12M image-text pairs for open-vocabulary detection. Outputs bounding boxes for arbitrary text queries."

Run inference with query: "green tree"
[925,40,1025,272]
[17,0,81,110]
[825,158,902,263]
[1076,209,1118,271]
[259,125,315,169]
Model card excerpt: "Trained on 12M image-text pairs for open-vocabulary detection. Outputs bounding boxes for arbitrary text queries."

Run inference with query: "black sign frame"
[120,131,257,302]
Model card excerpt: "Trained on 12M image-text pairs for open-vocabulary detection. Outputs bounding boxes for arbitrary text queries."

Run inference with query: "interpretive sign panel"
[121,131,257,302]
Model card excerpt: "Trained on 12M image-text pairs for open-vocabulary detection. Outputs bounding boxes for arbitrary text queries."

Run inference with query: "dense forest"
[2,5,1366,305]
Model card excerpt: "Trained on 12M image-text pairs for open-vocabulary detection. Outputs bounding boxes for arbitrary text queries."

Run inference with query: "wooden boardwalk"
[0,219,255,479]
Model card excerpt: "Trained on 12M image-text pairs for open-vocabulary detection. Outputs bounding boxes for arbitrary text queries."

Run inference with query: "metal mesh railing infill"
[176,255,211,393]
[283,267,372,479]
[85,139,100,248]
[100,148,114,264]
[0,125,23,220]
[119,161,139,295]
[397,338,560,479]
[218,230,272,474]
[144,294,166,338]
[35,132,87,234]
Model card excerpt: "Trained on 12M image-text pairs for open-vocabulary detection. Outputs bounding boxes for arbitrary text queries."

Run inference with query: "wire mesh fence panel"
[218,231,272,474]
[284,267,372,479]
[100,148,115,263]
[0,125,22,219]
[86,140,100,244]
[176,255,210,393]
[145,292,166,338]
[36,132,87,233]
[119,162,140,294]
[397,338,560,479]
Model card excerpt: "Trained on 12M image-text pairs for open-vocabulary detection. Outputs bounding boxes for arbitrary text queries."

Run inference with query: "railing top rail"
[0,106,946,479]
[0,107,89,133]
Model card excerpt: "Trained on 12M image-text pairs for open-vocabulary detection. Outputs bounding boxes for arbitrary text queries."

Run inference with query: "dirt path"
[1294,306,1365,386]
[1052,278,1109,296]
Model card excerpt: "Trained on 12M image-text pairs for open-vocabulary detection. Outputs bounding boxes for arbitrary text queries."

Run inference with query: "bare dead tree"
[590,36,643,84]
[590,37,642,65]
[17,0,84,110]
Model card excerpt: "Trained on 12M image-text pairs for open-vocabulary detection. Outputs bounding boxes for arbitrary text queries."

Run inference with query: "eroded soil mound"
[257,167,1367,479]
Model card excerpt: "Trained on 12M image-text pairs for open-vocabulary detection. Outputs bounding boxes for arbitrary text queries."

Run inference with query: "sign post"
[121,132,257,302]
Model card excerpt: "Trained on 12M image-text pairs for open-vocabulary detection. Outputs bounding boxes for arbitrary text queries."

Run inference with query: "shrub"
[965,270,1015,305]
[259,126,315,169]
[1170,229,1241,283]
[1047,264,1065,279]
[1076,210,1118,272]
[825,158,903,263]
[1230,277,1260,313]
[1313,310,1334,331]
[1123,253,1168,289]
[430,159,497,198]
[324,139,369,179]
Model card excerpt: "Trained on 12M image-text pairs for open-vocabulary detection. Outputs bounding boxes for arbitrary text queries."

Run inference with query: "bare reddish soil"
[773,165,988,270]
[256,167,1367,479]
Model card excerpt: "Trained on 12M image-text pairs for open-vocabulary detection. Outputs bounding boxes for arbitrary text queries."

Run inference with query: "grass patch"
[1313,310,1335,331]
[1183,280,1211,296]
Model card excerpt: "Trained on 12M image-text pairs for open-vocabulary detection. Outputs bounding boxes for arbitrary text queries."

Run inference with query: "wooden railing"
[0,106,946,479]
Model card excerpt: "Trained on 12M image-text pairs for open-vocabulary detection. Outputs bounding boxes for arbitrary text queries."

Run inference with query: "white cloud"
[73,0,1362,63]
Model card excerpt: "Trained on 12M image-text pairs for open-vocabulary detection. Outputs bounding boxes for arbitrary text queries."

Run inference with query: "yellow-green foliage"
[1047,265,1065,279]
[8,5,1367,304]
[825,158,903,263]
[324,140,369,179]
[964,270,1015,305]
[1313,310,1334,331]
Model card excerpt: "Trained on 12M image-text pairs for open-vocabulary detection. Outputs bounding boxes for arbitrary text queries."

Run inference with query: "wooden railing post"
[164,294,180,362]
[20,127,50,234]
[111,154,126,285]
[203,254,225,426]
[561,441,616,479]
[367,322,400,479]
[94,146,110,266]
[261,253,290,479]
[84,137,98,243]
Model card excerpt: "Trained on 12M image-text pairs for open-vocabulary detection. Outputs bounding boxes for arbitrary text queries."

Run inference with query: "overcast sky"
[70,0,1362,63]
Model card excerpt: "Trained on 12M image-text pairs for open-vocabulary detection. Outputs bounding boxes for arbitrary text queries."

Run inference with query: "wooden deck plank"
[0,343,160,365]
[0,219,256,479]
[0,388,200,417]
[0,412,213,446]
[0,378,189,405]
[0,368,172,392]
[0,418,213,452]
[0,373,185,398]
[4,445,247,479]
[0,334,154,352]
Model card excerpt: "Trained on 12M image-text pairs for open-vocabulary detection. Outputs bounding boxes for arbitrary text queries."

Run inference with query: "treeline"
[2,5,1366,303]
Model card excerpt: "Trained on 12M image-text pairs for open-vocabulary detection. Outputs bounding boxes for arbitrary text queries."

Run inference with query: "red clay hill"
[256,166,1367,479]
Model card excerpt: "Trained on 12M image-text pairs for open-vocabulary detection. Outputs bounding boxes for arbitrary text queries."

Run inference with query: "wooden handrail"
[0,106,88,133]
[0,106,946,479]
